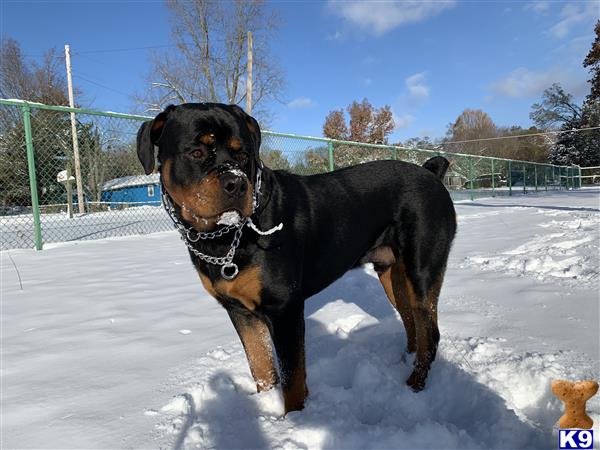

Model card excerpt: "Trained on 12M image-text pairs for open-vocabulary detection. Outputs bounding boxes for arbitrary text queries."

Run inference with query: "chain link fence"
[0,99,581,250]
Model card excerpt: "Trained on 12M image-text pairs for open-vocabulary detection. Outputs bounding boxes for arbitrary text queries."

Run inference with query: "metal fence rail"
[0,99,580,250]
[580,166,600,185]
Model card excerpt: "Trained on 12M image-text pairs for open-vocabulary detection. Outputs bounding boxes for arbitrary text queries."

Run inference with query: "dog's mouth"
[216,209,244,226]
[180,206,247,227]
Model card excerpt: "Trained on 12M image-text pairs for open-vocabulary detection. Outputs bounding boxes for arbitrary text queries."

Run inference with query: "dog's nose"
[220,173,248,198]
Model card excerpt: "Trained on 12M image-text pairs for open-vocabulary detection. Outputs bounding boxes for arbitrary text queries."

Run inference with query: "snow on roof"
[102,173,160,191]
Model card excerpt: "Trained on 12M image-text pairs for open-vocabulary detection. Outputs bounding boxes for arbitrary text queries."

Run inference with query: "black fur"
[136,103,457,413]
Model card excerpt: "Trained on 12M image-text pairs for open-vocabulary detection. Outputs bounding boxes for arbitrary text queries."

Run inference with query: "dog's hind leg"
[227,309,279,393]
[405,268,445,392]
[378,259,417,354]
[379,253,446,391]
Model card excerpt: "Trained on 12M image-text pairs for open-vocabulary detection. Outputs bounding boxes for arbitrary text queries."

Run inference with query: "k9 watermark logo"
[558,429,594,449]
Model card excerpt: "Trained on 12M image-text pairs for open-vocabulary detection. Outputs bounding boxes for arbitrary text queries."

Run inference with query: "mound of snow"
[153,307,574,449]
[462,208,599,285]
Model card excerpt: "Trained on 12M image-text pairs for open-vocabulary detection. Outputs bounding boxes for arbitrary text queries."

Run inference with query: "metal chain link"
[160,165,265,279]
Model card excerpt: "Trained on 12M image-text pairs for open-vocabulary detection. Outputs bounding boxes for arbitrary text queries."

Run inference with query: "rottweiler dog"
[136,103,456,414]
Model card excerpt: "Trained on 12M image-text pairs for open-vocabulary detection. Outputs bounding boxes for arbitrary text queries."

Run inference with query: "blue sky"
[2,1,598,142]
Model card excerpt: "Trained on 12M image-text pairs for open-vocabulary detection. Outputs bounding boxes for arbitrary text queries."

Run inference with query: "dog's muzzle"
[220,172,248,199]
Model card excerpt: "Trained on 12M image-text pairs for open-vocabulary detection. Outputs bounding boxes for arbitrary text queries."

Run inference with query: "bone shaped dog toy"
[551,379,598,429]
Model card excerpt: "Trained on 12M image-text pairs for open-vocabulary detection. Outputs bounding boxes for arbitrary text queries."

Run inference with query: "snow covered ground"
[1,188,599,449]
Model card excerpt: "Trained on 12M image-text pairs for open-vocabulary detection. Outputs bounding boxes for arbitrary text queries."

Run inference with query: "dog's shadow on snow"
[173,269,551,449]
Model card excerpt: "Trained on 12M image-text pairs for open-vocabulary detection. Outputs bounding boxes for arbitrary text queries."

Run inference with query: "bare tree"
[136,0,284,121]
[0,38,77,206]
[530,84,582,130]
[1,38,72,128]
[446,109,498,155]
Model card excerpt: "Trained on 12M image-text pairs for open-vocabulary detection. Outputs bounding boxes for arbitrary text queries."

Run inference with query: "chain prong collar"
[159,164,279,280]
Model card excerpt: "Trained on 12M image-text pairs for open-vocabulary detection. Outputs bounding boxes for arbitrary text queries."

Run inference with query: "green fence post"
[327,141,334,172]
[22,104,43,250]
[469,157,475,201]
[392,146,398,161]
[523,165,526,194]
[534,165,538,192]
[508,160,512,196]
[491,158,495,197]
[578,165,582,189]
[544,166,548,191]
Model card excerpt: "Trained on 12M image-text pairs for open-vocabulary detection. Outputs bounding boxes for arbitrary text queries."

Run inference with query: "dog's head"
[136,103,261,231]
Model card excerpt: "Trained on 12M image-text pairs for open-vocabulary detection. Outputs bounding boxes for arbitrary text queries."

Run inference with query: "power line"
[439,126,600,146]
[24,37,248,59]
[73,44,176,55]
[68,36,248,56]
[73,73,131,98]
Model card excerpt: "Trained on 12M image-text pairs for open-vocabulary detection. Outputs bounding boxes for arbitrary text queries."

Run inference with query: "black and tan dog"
[136,103,456,414]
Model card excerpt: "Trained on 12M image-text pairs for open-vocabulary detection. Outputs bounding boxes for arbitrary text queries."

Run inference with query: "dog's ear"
[229,105,261,154]
[136,106,174,175]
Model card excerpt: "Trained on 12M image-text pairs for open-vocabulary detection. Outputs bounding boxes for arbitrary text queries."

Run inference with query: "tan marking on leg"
[407,269,446,391]
[236,317,279,392]
[379,259,417,353]
[378,268,395,305]
[214,265,262,311]
[427,273,444,329]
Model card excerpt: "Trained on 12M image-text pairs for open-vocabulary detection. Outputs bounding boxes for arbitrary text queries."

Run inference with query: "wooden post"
[66,164,74,219]
[64,44,85,214]
[246,31,253,114]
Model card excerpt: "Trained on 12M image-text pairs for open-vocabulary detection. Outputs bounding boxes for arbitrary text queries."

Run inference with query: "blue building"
[101,173,161,208]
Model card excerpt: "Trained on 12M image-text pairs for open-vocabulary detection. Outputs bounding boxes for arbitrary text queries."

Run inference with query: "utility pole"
[64,44,85,214]
[246,31,253,115]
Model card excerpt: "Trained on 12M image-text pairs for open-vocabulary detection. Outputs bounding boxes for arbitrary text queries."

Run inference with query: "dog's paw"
[406,369,427,392]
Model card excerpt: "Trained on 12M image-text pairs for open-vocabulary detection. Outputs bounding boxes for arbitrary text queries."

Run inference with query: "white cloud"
[489,67,587,98]
[287,97,316,109]
[392,112,415,130]
[405,72,430,99]
[362,77,373,86]
[549,2,599,39]
[326,31,343,41]
[523,1,550,14]
[327,0,456,36]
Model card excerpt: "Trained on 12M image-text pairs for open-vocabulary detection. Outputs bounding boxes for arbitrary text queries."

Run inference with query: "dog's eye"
[236,152,249,164]
[189,148,206,160]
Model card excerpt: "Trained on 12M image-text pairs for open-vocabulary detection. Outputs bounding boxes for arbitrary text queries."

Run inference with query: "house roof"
[102,173,160,191]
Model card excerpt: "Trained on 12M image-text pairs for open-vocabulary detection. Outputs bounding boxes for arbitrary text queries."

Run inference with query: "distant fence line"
[0,99,582,250]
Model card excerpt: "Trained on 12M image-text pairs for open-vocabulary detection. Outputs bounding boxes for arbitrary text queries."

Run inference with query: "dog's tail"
[422,156,450,180]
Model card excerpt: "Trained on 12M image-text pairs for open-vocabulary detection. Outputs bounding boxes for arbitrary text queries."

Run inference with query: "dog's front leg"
[270,302,308,414]
[227,308,279,393]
